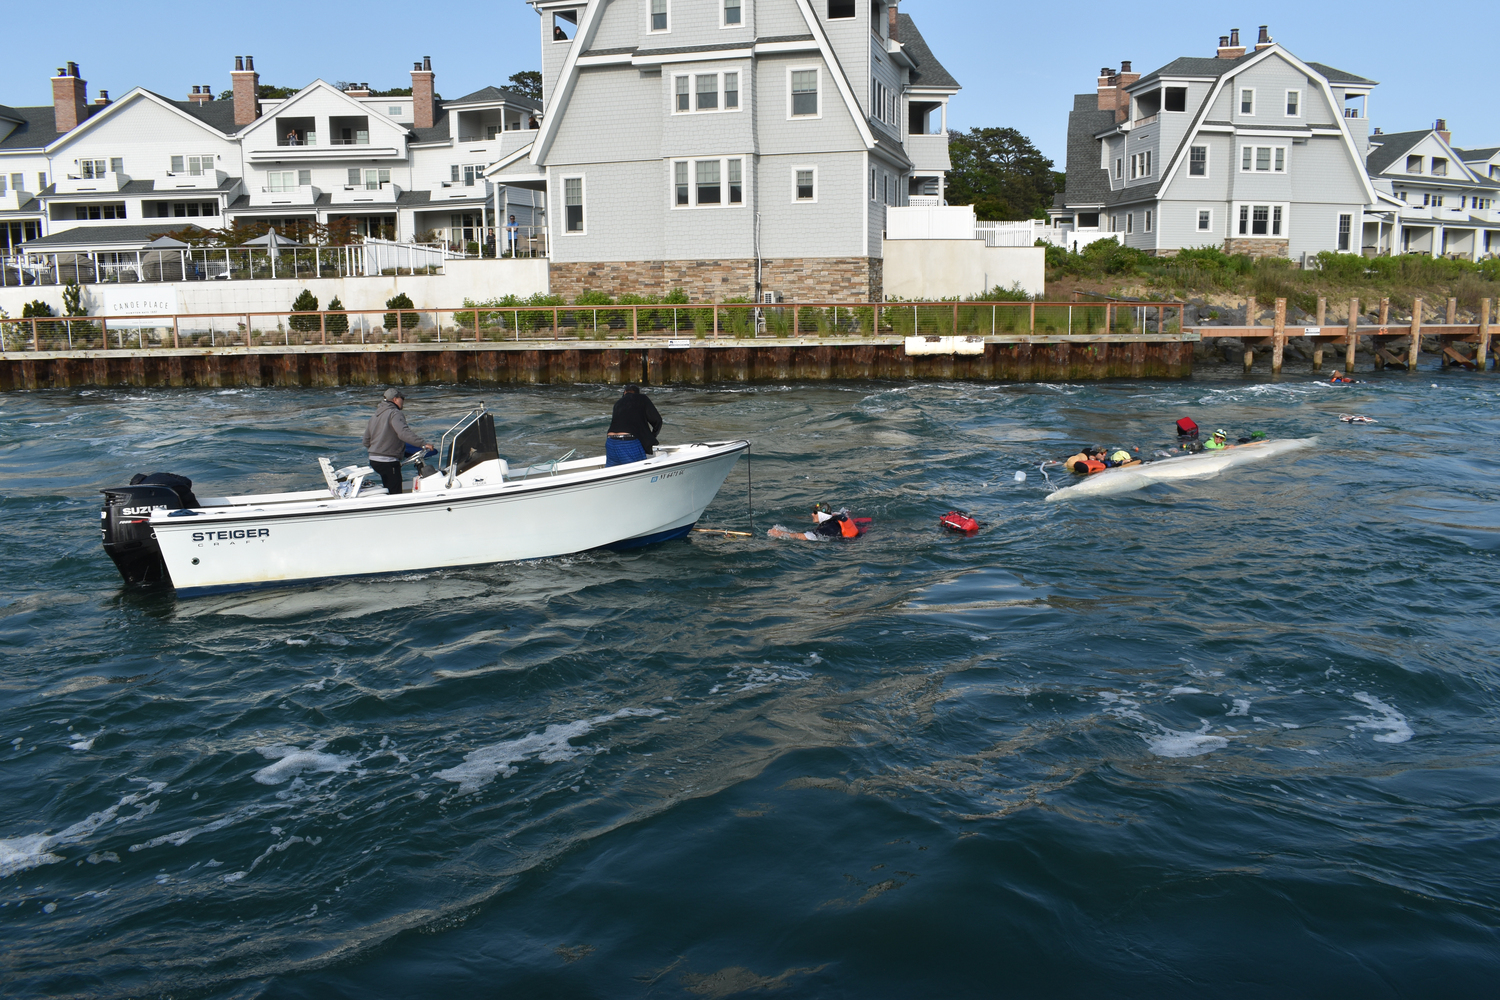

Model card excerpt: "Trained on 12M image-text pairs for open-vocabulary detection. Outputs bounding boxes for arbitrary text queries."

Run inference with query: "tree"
[326,297,349,336]
[507,71,542,101]
[216,83,302,102]
[384,292,418,332]
[944,127,1057,221]
[289,289,320,332]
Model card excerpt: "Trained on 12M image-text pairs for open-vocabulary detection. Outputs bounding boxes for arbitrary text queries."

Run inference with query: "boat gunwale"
[148,440,750,528]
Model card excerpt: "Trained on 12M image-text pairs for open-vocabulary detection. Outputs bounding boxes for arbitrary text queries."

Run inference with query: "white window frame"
[1239,87,1255,116]
[1189,145,1209,178]
[669,156,748,209]
[792,164,818,203]
[1284,89,1300,118]
[787,66,822,120]
[1336,213,1352,251]
[649,0,670,33]
[1196,207,1214,232]
[1144,209,1152,233]
[1233,201,1289,238]
[722,0,743,27]
[1239,145,1287,173]
[562,174,586,235]
[1115,157,1122,180]
[870,167,876,201]
[673,71,743,115]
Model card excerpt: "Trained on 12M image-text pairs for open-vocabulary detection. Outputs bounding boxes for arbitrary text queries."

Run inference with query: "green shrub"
[289,288,320,332]
[325,296,349,335]
[384,292,418,332]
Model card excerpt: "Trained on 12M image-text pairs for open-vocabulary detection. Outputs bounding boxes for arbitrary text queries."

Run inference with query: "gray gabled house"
[1361,123,1500,259]
[490,0,959,303]
[1050,26,1377,260]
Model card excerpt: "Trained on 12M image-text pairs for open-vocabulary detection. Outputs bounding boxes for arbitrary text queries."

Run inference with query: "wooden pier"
[1191,296,1494,374]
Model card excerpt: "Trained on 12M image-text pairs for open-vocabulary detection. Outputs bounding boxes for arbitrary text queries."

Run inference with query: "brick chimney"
[52,62,88,133]
[1254,25,1274,52]
[1218,28,1245,59]
[345,83,372,97]
[888,2,898,42]
[412,56,435,130]
[232,55,260,127]
[94,90,110,106]
[189,85,213,106]
[1435,119,1450,144]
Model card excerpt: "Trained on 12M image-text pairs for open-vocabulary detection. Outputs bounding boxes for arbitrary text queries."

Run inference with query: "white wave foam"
[435,708,663,794]
[253,744,356,785]
[1169,686,1203,695]
[1,784,165,879]
[1347,693,1413,744]
[1227,699,1251,717]
[1147,726,1231,758]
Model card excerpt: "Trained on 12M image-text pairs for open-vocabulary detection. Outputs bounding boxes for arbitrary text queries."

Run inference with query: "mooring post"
[1447,297,1457,326]
[953,300,960,338]
[1408,297,1423,370]
[1272,298,1287,374]
[1029,302,1035,334]
[173,315,180,349]
[320,311,326,346]
[1244,295,1257,372]
[31,317,38,352]
[1346,297,1358,371]
[713,302,719,339]
[1479,298,1492,371]
[1313,296,1326,371]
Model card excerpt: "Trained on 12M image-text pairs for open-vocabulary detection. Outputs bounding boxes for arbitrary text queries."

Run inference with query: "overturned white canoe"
[1045,437,1317,502]
[101,408,748,596]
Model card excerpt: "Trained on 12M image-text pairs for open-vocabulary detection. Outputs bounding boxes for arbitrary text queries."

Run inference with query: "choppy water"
[2,371,1499,998]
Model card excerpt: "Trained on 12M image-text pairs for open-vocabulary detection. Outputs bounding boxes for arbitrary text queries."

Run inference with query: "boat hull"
[149,442,747,596]
[1044,438,1316,501]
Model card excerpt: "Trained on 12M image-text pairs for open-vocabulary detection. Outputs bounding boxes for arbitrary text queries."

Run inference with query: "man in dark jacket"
[362,388,433,494]
[605,384,662,467]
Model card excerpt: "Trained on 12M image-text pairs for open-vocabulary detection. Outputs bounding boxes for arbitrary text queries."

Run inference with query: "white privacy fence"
[975,221,1047,247]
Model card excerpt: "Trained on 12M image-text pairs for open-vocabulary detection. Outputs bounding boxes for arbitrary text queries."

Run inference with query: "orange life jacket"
[1081,459,1107,474]
[840,518,859,538]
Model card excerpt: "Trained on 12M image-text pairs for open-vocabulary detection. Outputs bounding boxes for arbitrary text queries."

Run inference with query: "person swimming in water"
[768,503,869,541]
[1329,370,1355,384]
[1202,428,1230,450]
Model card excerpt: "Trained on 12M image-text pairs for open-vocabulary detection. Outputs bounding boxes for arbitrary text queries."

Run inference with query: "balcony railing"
[330,134,371,146]
[425,226,548,259]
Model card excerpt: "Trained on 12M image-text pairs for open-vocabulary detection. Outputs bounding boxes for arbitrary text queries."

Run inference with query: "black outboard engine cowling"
[100,473,198,586]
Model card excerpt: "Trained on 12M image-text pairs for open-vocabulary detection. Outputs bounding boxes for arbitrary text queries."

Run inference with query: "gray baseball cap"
[383,388,407,401]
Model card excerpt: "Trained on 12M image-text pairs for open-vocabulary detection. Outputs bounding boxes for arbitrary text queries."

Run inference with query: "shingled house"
[1049,26,1377,260]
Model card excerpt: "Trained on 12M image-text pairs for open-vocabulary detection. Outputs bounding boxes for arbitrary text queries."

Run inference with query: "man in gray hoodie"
[362,388,433,495]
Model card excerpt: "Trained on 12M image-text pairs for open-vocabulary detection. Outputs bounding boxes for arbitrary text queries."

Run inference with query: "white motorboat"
[1044,437,1317,501]
[101,406,749,596]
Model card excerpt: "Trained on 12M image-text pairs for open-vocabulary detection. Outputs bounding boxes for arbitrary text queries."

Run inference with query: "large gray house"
[1049,26,1378,260]
[491,0,960,302]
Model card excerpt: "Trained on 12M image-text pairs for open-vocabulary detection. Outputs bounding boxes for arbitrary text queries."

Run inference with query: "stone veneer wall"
[550,257,882,303]
[1223,238,1289,260]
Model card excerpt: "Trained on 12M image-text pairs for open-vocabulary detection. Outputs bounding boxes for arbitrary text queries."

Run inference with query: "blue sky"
[1,1,1490,164]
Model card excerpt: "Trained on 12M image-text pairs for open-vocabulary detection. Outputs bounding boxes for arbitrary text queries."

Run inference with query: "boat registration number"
[651,471,683,483]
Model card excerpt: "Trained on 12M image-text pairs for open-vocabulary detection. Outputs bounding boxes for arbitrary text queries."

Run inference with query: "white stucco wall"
[0,257,549,319]
[881,240,1045,300]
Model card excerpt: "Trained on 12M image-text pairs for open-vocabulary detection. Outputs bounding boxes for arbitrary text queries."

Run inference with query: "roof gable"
[896,14,959,91]
[44,88,237,154]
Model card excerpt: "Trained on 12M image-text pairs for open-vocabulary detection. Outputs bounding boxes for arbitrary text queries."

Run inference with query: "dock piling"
[1479,298,1492,371]
[1271,298,1287,374]
[1346,298,1358,372]
[1313,297,1326,370]
[1408,298,1423,370]
[1244,295,1257,372]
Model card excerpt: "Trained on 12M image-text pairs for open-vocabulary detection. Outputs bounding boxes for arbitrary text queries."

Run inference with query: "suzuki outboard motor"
[100,473,199,585]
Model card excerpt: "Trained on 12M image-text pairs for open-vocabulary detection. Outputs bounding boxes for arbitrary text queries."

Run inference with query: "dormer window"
[1431,157,1448,177]
[1164,87,1186,113]
[1406,155,1423,174]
